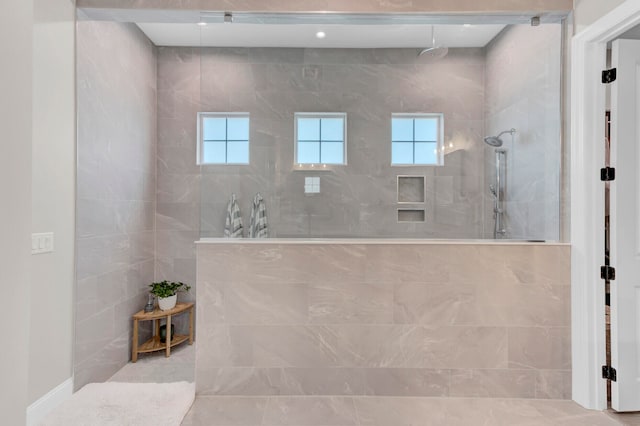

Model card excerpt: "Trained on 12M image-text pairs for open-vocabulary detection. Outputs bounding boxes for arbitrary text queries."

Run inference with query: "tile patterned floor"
[180,396,627,426]
[108,346,640,425]
[607,411,640,426]
[108,342,195,383]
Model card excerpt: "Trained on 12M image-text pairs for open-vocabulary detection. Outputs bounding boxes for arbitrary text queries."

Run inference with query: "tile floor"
[108,342,195,383]
[109,345,640,425]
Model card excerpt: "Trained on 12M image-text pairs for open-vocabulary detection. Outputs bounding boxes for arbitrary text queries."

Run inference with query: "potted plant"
[149,280,191,311]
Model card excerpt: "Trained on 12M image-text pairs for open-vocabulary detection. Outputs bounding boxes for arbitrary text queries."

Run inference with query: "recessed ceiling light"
[197,21,207,27]
[464,24,472,28]
[316,31,326,39]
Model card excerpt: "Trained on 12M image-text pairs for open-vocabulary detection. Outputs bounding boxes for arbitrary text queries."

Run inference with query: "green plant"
[149,280,191,299]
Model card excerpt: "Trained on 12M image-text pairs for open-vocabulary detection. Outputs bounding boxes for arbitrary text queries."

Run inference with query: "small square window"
[295,113,347,166]
[391,114,444,166]
[197,113,250,165]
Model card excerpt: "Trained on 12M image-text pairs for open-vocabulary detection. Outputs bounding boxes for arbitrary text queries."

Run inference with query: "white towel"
[224,194,243,238]
[249,192,269,238]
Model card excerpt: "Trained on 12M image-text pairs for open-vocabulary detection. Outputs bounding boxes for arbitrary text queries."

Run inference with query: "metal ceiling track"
[78,8,568,25]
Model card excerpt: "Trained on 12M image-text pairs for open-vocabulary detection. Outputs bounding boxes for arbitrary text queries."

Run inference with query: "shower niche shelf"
[397,175,426,222]
[397,209,425,223]
[397,176,425,203]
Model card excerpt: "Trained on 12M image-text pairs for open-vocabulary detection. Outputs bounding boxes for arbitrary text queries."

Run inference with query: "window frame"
[391,113,444,166]
[294,112,348,168]
[197,112,251,165]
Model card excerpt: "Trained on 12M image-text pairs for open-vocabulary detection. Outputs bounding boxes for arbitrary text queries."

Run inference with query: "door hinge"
[602,365,617,381]
[605,292,610,306]
[602,68,617,84]
[601,167,615,181]
[601,265,616,281]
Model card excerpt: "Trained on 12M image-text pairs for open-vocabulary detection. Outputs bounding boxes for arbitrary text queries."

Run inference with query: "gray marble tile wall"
[75,21,157,389]
[156,46,487,244]
[155,47,489,329]
[195,242,571,399]
[155,46,200,312]
[484,25,562,240]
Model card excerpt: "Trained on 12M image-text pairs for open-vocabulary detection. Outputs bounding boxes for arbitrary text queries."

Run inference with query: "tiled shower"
[74,14,568,404]
[155,24,561,243]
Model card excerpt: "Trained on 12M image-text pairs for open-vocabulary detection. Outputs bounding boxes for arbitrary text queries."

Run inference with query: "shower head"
[418,46,449,59]
[484,128,516,147]
[418,25,448,59]
[484,136,503,147]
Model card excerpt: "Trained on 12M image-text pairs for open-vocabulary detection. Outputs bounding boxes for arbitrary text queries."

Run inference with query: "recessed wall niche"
[397,176,426,203]
[397,209,426,223]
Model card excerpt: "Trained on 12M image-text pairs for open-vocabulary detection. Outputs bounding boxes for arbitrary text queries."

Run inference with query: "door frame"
[571,0,640,411]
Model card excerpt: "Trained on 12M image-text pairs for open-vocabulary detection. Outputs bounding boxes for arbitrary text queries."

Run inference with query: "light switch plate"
[32,232,54,254]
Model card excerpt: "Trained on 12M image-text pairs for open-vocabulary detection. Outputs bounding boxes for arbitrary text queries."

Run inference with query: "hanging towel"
[224,194,244,238]
[249,193,269,238]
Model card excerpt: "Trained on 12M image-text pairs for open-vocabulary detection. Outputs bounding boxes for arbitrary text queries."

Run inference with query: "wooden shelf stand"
[132,302,194,362]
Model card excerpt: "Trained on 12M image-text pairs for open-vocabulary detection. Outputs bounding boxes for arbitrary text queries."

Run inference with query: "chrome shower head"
[418,25,448,59]
[484,136,503,147]
[484,128,516,147]
[418,46,449,59]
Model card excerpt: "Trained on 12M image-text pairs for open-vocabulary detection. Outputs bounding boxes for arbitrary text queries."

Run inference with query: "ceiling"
[136,23,506,48]
[78,8,561,49]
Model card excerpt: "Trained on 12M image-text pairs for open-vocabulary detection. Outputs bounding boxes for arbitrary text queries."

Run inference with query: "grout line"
[352,396,362,426]
[259,396,269,426]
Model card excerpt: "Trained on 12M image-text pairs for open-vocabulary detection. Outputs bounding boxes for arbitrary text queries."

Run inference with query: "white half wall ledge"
[76,0,572,13]
[570,0,640,413]
[26,377,74,426]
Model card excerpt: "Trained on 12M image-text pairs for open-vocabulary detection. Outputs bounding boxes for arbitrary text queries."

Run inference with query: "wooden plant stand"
[132,302,194,362]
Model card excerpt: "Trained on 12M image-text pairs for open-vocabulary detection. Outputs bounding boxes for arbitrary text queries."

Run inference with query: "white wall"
[0,1,34,424]
[0,0,75,423]
[29,0,76,405]
[574,0,625,33]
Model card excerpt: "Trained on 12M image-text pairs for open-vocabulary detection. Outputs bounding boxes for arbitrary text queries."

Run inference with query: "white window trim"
[391,113,444,166]
[294,112,348,169]
[197,112,250,165]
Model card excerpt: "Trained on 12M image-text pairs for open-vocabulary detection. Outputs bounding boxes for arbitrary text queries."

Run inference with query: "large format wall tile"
[75,21,157,389]
[158,46,488,242]
[449,369,536,398]
[484,25,562,240]
[224,282,309,325]
[196,242,571,399]
[508,326,571,370]
[309,282,393,324]
[158,42,562,363]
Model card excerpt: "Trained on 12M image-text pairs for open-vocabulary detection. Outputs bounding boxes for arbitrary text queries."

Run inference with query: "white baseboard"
[26,377,73,426]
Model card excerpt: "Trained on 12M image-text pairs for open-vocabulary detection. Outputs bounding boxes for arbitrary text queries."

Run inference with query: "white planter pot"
[158,294,177,311]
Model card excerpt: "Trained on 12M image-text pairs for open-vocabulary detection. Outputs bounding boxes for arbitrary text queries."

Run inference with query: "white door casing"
[571,0,640,410]
[609,38,640,412]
